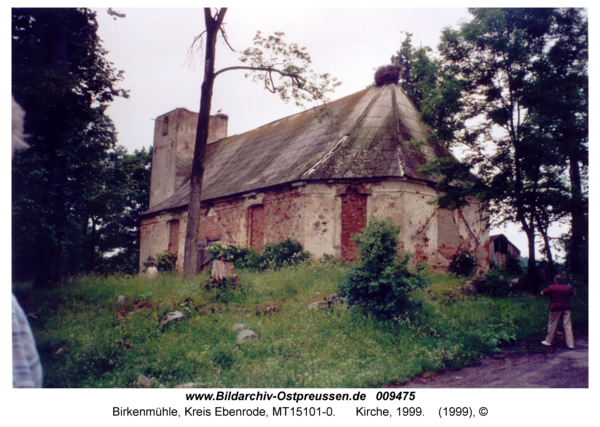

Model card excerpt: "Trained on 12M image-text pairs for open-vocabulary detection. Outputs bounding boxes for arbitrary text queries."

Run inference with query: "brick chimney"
[208,113,228,143]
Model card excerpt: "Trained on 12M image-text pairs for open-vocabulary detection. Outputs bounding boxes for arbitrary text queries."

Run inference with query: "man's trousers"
[545,310,574,347]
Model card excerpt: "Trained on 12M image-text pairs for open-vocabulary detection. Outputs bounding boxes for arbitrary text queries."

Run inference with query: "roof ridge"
[391,85,405,177]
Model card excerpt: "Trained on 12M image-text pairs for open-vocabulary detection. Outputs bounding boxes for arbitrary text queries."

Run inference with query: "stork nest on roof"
[374,64,402,86]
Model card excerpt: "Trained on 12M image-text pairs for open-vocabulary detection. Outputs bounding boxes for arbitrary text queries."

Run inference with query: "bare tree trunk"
[568,154,586,277]
[534,211,556,279]
[524,226,537,291]
[182,8,227,280]
[540,229,556,279]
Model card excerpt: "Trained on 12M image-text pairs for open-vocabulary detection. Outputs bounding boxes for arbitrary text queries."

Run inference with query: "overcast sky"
[90,7,573,259]
[93,7,472,151]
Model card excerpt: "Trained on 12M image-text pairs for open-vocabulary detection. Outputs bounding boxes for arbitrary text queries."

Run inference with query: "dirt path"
[393,334,588,388]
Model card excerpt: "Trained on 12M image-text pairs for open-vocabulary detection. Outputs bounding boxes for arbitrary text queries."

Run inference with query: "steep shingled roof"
[143,83,450,216]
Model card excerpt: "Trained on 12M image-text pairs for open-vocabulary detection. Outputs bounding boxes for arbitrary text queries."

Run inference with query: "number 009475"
[375,391,415,401]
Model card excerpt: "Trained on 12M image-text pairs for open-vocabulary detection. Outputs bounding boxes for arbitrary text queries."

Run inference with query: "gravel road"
[393,333,588,388]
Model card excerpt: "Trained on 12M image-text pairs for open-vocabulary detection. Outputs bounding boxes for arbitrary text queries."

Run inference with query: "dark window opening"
[162,116,169,136]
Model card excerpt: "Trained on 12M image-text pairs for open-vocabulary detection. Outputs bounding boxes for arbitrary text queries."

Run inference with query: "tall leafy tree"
[12,8,129,285]
[183,8,340,278]
[391,32,439,111]
[91,147,153,275]
[390,34,464,146]
[416,8,587,286]
[536,8,588,277]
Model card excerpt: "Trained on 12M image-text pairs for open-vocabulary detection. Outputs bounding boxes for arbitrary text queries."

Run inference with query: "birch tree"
[183,8,340,278]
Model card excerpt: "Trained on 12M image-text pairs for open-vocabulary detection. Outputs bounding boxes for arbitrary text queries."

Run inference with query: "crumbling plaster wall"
[140,211,186,271]
[149,109,197,209]
[139,179,488,273]
[366,179,487,269]
[149,109,228,210]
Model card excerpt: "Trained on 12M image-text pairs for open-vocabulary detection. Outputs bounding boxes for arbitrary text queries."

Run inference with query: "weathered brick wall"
[437,208,465,261]
[370,180,438,264]
[194,188,304,249]
[200,198,246,244]
[459,202,489,268]
[261,189,303,244]
[341,187,367,261]
[249,205,265,250]
[149,109,198,209]
[139,179,488,273]
[139,217,165,271]
[198,215,222,241]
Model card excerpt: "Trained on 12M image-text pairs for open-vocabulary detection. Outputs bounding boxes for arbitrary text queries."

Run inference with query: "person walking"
[541,275,576,349]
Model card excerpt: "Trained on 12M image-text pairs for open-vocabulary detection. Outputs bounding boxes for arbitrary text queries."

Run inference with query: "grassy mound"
[13,266,588,388]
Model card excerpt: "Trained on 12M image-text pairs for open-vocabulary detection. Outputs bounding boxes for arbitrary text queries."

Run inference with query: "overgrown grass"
[13,266,588,388]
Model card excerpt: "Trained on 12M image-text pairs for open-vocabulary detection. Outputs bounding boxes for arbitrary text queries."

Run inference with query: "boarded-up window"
[341,189,367,261]
[168,220,179,254]
[249,205,265,250]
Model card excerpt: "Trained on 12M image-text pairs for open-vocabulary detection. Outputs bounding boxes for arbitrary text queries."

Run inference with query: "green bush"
[480,269,509,297]
[144,251,178,273]
[157,251,178,272]
[207,243,260,270]
[319,253,346,267]
[339,216,428,319]
[258,237,311,270]
[449,251,478,277]
[207,238,310,271]
[144,251,177,272]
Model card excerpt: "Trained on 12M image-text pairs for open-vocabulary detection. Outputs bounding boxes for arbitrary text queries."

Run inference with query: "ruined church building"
[139,81,489,273]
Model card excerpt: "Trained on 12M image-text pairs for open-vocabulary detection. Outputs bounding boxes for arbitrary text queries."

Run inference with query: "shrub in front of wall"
[449,251,479,277]
[258,237,311,270]
[339,216,428,319]
[319,253,347,267]
[144,251,177,273]
[207,238,311,271]
[207,243,260,270]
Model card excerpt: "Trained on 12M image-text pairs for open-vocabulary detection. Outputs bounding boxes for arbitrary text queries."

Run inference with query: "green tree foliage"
[390,32,440,111]
[92,147,153,275]
[412,8,587,286]
[340,216,428,320]
[12,8,133,284]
